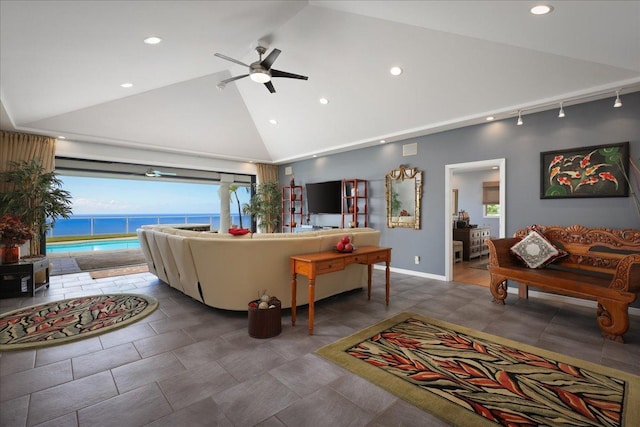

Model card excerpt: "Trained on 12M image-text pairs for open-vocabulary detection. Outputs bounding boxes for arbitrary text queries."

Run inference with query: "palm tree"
[229,185,244,228]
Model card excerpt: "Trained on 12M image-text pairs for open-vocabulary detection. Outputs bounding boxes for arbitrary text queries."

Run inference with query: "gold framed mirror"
[385,165,422,229]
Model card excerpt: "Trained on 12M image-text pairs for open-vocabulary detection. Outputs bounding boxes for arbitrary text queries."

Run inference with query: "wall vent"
[402,143,418,156]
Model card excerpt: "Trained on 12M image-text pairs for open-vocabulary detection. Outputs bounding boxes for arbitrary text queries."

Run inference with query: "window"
[484,204,500,217]
[483,181,500,217]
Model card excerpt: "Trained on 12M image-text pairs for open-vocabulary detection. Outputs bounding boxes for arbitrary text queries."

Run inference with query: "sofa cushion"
[510,229,567,268]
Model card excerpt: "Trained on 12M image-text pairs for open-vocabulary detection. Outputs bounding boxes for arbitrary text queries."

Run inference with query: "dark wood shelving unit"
[282,185,304,232]
[341,179,368,228]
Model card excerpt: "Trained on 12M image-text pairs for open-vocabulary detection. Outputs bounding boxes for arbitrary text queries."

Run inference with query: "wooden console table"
[0,257,50,298]
[290,246,391,335]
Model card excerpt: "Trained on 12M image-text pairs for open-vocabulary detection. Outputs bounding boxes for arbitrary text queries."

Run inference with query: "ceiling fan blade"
[260,48,281,70]
[270,69,308,80]
[264,81,276,93]
[220,74,249,84]
[214,53,250,68]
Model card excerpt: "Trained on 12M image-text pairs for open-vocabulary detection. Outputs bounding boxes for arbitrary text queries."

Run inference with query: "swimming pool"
[47,238,141,253]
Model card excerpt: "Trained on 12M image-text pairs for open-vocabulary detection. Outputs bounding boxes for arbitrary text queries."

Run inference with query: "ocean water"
[48,213,252,237]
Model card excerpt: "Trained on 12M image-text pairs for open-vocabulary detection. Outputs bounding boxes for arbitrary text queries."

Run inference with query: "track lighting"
[614,90,622,108]
[517,111,523,126]
[558,103,565,118]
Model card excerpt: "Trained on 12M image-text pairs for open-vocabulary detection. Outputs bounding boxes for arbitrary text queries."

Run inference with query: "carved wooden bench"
[486,225,640,342]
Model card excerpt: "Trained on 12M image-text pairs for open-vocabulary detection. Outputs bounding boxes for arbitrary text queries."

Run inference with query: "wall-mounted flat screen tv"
[306,180,342,214]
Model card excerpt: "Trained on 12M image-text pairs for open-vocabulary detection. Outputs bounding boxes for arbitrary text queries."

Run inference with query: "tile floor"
[1,269,638,427]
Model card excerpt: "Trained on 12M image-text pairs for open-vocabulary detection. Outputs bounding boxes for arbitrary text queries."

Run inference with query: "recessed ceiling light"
[390,66,403,76]
[492,166,499,170]
[143,36,162,45]
[269,119,278,125]
[57,135,66,139]
[120,82,133,88]
[380,140,386,144]
[312,155,317,158]
[319,98,329,105]
[486,116,495,121]
[530,4,553,15]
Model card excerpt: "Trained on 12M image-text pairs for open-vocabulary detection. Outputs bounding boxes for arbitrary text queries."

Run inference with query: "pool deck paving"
[47,249,146,276]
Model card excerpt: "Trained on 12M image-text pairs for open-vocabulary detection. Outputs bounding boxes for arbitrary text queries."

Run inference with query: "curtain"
[256,163,278,184]
[482,181,500,205]
[1,131,56,193]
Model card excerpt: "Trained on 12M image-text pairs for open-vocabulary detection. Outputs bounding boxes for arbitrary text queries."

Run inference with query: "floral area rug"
[0,294,158,351]
[316,312,639,427]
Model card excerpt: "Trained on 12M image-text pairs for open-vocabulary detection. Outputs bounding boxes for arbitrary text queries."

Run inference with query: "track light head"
[614,90,622,108]
[558,103,565,118]
[517,111,523,126]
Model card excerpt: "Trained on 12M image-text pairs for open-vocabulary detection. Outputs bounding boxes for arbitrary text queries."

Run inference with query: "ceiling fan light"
[145,169,156,177]
[250,70,271,83]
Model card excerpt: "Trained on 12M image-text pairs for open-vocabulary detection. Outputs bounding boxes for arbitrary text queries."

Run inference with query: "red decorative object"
[1,246,20,264]
[335,235,354,253]
[228,228,250,236]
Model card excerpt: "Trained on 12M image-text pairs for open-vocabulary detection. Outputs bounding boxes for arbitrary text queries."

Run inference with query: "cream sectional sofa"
[137,225,381,310]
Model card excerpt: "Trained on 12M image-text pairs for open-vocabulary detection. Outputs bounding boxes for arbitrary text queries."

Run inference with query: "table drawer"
[367,252,388,264]
[316,259,345,274]
[345,253,368,265]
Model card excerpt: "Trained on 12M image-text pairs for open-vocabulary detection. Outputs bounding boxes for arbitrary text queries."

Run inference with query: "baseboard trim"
[374,265,639,317]
[373,265,446,281]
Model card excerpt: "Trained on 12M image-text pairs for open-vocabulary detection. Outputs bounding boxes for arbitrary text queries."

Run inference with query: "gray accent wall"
[280,93,640,277]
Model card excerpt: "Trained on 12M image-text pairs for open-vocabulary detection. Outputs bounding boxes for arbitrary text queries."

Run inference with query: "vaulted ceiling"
[1,1,639,164]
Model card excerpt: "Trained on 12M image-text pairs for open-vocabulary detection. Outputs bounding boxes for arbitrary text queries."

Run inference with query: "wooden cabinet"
[282,185,304,232]
[341,179,368,228]
[453,227,491,261]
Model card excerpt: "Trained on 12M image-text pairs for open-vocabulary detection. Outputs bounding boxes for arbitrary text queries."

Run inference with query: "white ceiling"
[1,1,639,164]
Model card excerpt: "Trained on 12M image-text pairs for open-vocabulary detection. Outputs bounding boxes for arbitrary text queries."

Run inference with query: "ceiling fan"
[215,46,308,93]
[145,168,177,177]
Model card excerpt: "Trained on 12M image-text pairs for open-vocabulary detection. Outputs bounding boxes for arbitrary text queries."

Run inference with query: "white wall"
[452,169,500,237]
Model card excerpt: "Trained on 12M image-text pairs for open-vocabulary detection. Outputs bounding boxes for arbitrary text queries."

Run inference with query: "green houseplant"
[242,181,280,233]
[0,159,73,256]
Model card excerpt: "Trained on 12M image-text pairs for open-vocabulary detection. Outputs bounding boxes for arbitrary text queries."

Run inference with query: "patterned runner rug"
[0,294,158,351]
[316,312,639,427]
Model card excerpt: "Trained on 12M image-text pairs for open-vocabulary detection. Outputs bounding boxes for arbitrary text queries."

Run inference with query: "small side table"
[0,257,50,298]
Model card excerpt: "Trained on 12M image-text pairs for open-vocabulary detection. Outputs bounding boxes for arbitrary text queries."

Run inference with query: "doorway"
[444,159,506,283]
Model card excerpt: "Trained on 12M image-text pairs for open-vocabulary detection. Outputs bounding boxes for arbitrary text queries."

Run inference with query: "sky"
[60,175,252,215]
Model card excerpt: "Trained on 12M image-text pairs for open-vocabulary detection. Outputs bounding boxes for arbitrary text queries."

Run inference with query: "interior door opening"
[444,159,506,283]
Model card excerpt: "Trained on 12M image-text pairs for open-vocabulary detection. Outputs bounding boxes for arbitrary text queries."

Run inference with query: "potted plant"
[242,181,280,233]
[0,159,73,257]
[0,214,34,263]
